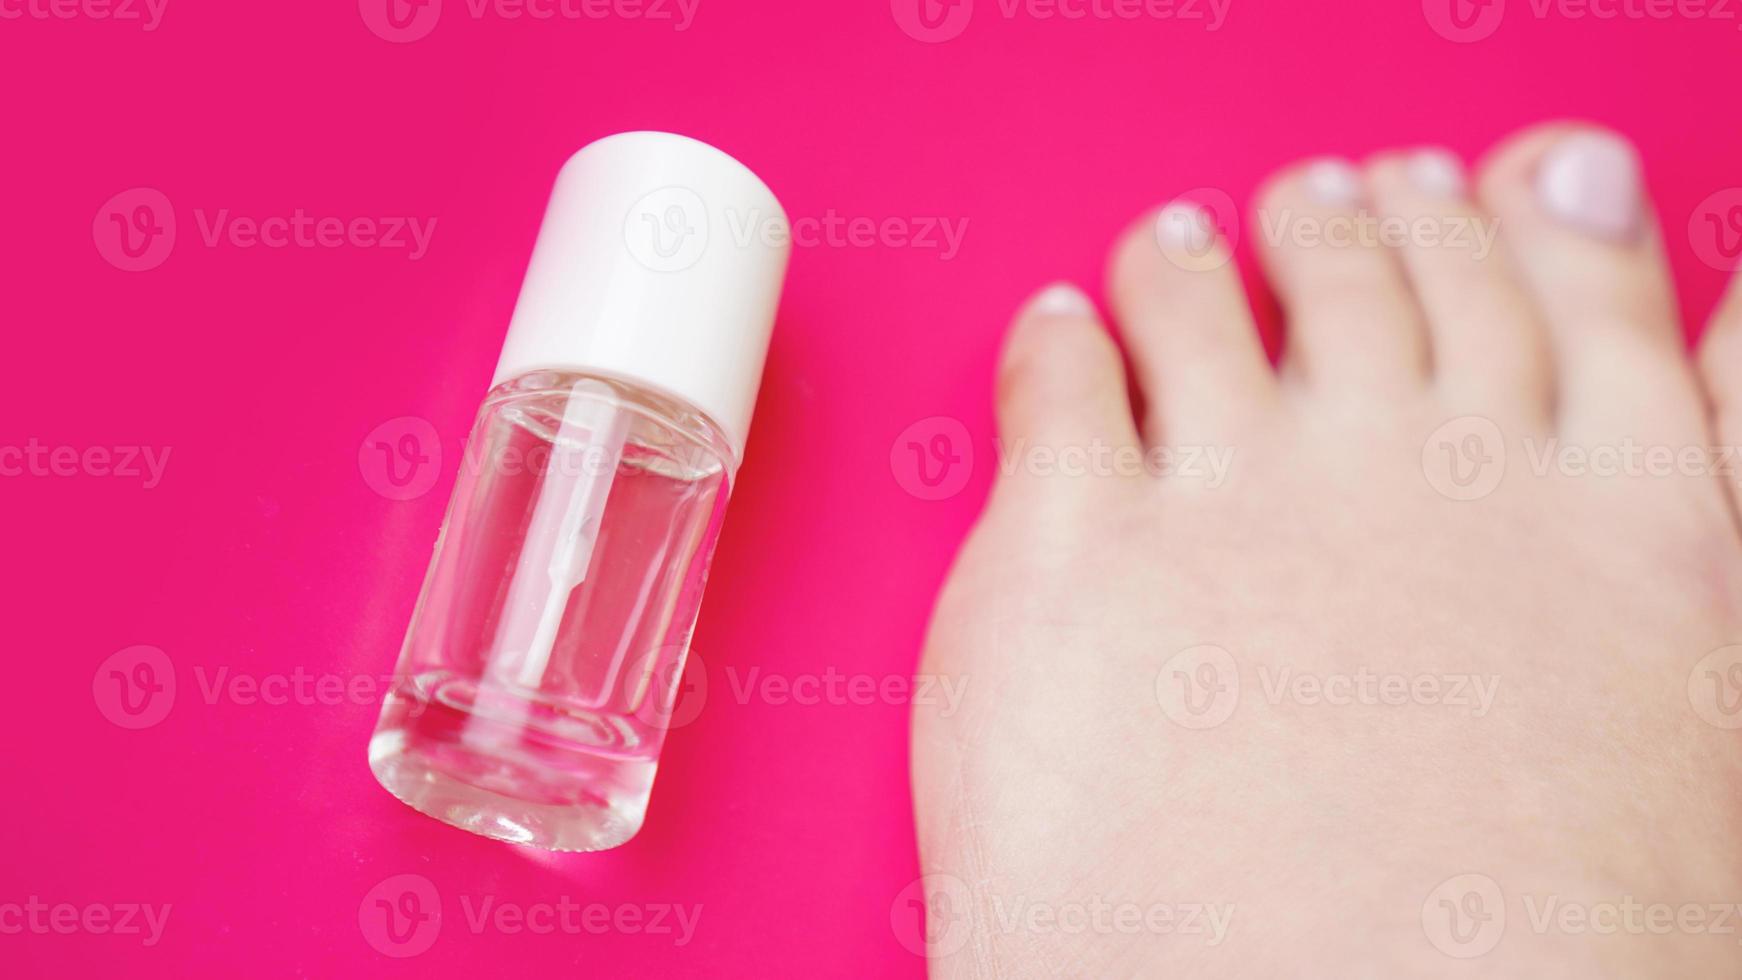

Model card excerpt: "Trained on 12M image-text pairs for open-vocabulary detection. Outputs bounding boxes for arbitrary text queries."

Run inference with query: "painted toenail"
[1407,149,1466,197]
[1029,282,1095,317]
[1155,201,1217,253]
[1535,131,1643,240]
[1303,159,1364,207]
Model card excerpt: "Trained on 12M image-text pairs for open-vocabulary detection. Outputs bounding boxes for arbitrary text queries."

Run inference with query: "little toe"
[1697,275,1742,534]
[994,282,1141,489]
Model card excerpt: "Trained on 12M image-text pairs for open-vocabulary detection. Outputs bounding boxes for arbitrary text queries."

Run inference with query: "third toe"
[1253,157,1431,399]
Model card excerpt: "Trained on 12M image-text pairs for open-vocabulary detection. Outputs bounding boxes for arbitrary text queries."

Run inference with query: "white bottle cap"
[494,131,791,461]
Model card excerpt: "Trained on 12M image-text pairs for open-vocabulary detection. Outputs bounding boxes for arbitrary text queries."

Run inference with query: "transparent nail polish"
[369,132,789,851]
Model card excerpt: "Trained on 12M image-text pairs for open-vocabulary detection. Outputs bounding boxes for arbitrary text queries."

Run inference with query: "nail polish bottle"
[369,132,789,851]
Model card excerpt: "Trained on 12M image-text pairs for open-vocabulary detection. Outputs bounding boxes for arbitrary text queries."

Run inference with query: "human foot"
[910,123,1742,977]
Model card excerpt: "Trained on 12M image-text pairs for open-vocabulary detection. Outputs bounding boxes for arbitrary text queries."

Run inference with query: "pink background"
[3,0,1739,974]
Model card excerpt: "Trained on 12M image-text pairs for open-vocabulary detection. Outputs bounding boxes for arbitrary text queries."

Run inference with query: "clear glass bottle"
[369,132,788,851]
[370,372,733,851]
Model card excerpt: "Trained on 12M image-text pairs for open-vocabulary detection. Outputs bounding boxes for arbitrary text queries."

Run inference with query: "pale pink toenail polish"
[1303,159,1363,207]
[1535,132,1643,240]
[1407,149,1466,197]
[1030,282,1094,316]
[1156,201,1217,253]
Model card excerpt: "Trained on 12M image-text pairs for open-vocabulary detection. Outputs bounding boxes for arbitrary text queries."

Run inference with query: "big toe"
[1476,122,1703,446]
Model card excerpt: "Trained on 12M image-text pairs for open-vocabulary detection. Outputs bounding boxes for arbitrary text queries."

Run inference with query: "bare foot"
[911,123,1742,977]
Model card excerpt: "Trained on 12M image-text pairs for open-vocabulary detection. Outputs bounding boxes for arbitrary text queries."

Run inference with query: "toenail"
[1155,201,1217,253]
[1534,131,1643,240]
[1303,159,1364,207]
[1029,282,1095,317]
[1406,149,1466,197]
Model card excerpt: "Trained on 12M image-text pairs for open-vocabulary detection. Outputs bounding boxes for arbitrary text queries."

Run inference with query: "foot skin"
[911,123,1742,977]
